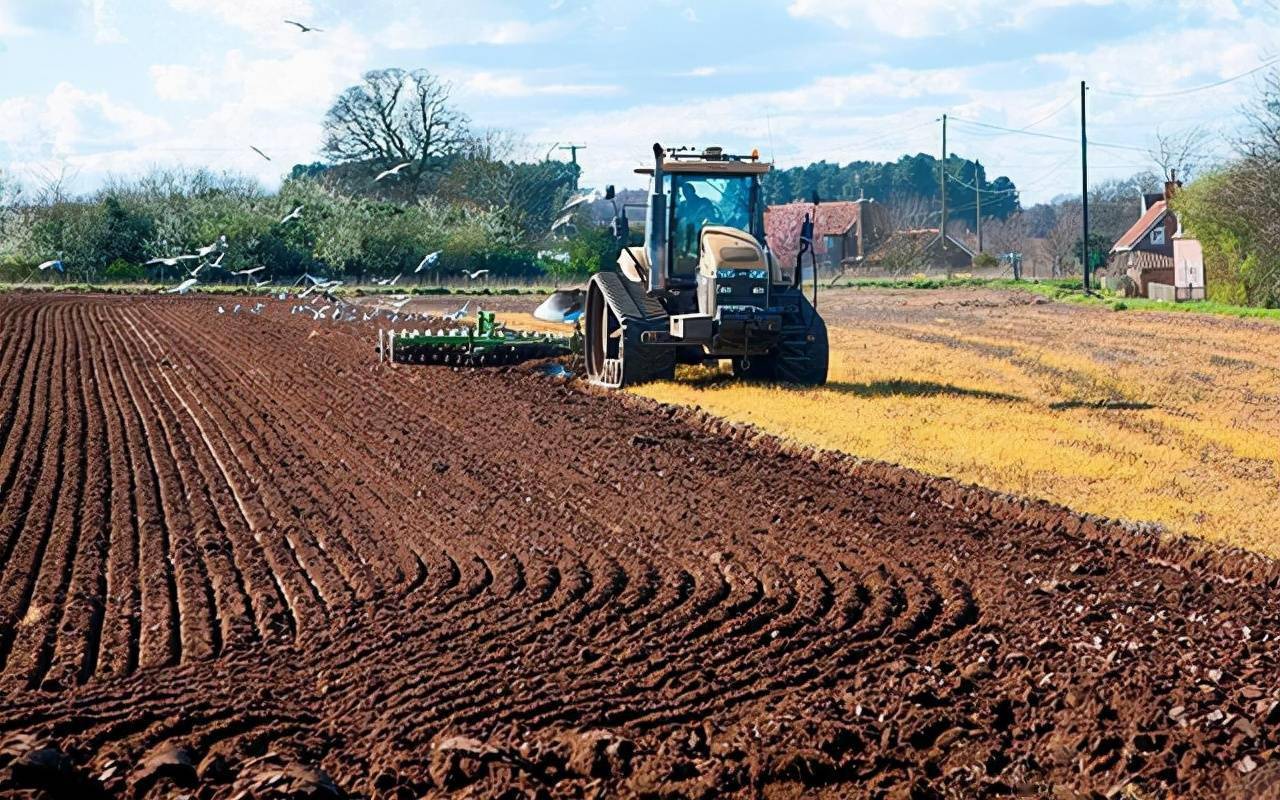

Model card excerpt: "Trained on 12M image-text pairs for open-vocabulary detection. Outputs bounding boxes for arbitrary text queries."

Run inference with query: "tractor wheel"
[584,273,674,388]
[773,298,829,386]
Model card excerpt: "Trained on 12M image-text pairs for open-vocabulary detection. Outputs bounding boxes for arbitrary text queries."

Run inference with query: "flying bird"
[250,146,271,161]
[284,19,322,32]
[373,273,402,286]
[280,205,304,225]
[442,301,470,322]
[254,277,272,287]
[414,251,440,273]
[232,266,265,277]
[458,268,489,280]
[37,259,64,272]
[195,236,226,258]
[147,256,183,267]
[374,162,412,182]
[388,296,412,311]
[165,278,198,294]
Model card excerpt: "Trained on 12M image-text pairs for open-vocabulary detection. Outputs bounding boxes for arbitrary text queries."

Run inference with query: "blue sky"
[0,0,1276,203]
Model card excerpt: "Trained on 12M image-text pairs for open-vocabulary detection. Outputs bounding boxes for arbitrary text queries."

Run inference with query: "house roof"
[895,228,977,258]
[1112,200,1167,252]
[764,201,868,262]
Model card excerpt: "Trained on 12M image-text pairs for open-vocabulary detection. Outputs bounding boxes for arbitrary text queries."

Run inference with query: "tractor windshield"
[669,174,757,275]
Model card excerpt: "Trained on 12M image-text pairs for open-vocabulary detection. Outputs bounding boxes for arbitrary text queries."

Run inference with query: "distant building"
[764,199,891,270]
[1108,177,1185,297]
[864,228,975,273]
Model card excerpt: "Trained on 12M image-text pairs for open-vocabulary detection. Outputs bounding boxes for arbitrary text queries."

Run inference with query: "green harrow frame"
[379,311,576,367]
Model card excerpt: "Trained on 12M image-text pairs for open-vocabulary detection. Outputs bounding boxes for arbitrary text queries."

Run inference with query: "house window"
[1150,227,1166,246]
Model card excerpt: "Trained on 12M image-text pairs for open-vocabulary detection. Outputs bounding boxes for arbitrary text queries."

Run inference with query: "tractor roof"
[635,157,771,176]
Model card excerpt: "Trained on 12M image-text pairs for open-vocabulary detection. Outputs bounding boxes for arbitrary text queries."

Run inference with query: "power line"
[948,117,1152,154]
[1093,58,1280,99]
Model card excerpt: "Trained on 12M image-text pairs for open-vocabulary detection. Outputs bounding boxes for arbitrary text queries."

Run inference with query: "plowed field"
[0,294,1278,799]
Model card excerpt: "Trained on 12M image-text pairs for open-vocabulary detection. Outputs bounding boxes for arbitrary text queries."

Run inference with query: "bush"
[103,258,145,282]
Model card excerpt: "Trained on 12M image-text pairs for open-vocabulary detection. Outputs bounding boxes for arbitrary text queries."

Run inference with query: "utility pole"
[940,114,949,277]
[1080,80,1091,292]
[975,159,983,254]
[559,143,587,189]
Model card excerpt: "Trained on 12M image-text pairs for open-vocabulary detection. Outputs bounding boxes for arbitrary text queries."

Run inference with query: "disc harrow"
[379,310,575,367]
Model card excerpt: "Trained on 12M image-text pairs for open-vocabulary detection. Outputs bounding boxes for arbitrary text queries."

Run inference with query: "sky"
[0,0,1277,204]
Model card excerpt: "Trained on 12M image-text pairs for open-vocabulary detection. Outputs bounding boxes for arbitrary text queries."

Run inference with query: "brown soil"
[0,294,1278,799]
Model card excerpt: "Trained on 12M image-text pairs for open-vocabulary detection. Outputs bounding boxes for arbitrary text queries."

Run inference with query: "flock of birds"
[209,275,472,331]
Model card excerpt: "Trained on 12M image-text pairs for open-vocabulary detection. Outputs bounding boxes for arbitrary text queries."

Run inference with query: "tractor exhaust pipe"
[646,142,668,294]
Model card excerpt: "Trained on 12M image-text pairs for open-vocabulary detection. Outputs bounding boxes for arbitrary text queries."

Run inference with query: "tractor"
[585,143,828,388]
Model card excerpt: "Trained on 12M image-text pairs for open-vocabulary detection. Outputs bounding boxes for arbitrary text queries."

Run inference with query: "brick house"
[1108,178,1182,297]
[764,199,891,271]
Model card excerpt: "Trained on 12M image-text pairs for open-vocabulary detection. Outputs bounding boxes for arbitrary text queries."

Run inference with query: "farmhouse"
[1108,177,1183,297]
[764,199,891,269]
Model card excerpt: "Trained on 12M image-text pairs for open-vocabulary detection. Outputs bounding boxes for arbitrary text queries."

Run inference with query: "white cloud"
[459,72,620,98]
[785,0,1242,38]
[380,15,562,49]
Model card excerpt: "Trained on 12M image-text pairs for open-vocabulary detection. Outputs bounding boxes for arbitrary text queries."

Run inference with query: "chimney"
[1164,168,1181,202]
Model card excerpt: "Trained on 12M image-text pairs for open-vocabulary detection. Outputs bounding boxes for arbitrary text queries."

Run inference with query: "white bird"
[165,278,198,294]
[254,277,271,287]
[250,145,271,161]
[414,251,440,273]
[37,259,64,272]
[374,162,412,182]
[388,296,412,311]
[442,301,470,322]
[251,303,266,314]
[373,273,402,286]
[188,262,208,278]
[146,256,183,267]
[284,19,322,32]
[217,305,226,314]
[459,268,489,280]
[195,236,225,258]
[232,266,265,277]
[232,303,242,314]
[280,205,304,225]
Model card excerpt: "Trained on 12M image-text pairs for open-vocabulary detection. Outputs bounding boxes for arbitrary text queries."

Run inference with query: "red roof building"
[1108,178,1181,296]
[764,199,890,268]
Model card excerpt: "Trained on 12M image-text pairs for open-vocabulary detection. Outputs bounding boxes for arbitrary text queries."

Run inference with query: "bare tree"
[1149,125,1212,182]
[867,196,937,277]
[1043,200,1083,277]
[983,212,1030,262]
[322,68,470,196]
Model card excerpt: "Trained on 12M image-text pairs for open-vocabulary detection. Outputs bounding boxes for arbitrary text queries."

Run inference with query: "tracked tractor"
[585,143,828,388]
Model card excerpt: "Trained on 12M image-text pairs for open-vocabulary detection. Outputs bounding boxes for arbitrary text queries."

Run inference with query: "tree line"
[0,68,587,285]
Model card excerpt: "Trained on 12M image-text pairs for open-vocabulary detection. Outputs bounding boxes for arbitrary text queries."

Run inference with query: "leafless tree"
[867,196,937,277]
[1043,200,1083,277]
[322,68,470,196]
[983,212,1030,262]
[1149,125,1213,182]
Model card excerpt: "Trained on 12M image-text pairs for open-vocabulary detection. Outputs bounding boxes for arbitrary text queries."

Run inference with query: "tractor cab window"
[669,174,756,275]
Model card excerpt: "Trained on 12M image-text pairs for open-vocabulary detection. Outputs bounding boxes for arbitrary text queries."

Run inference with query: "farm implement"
[379,310,576,367]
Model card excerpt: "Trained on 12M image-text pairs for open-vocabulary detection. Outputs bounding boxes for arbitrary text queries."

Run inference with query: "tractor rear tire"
[585,272,675,388]
[774,299,829,386]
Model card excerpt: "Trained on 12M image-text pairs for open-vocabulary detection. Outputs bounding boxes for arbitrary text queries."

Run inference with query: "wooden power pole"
[975,159,983,254]
[1080,81,1091,292]
[940,114,949,276]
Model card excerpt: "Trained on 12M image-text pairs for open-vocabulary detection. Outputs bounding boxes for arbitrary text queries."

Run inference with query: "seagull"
[254,277,272,287]
[217,305,225,314]
[388,296,412,311]
[373,273,402,286]
[232,303,242,314]
[232,266,265,277]
[250,145,271,161]
[165,278,198,294]
[442,301,470,322]
[188,262,208,278]
[37,259,64,272]
[280,205,304,225]
[194,237,225,258]
[458,268,489,280]
[374,162,412,182]
[414,251,440,273]
[251,303,266,314]
[284,19,322,32]
[146,256,183,267]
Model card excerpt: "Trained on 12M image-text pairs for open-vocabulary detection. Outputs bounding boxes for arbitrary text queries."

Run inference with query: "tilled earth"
[1,293,1279,799]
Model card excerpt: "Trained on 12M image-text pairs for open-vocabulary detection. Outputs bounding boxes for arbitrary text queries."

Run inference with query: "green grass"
[833,275,1280,323]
